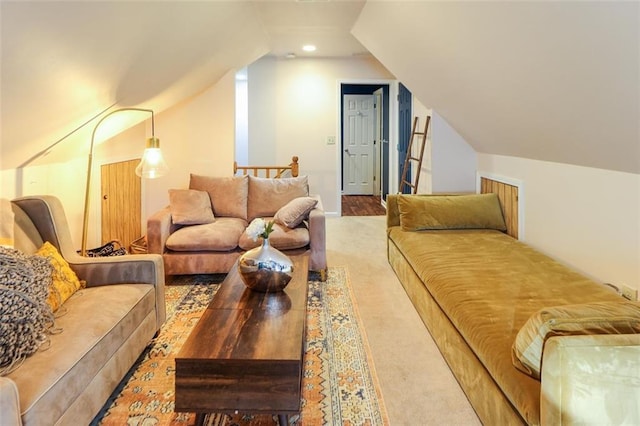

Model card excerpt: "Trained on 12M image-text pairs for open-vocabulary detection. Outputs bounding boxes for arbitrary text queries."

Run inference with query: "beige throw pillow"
[189,174,249,220]
[169,189,215,225]
[274,197,318,228]
[247,175,309,220]
[512,301,640,380]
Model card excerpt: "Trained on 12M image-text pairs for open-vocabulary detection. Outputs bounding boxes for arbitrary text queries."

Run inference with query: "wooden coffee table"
[175,255,309,426]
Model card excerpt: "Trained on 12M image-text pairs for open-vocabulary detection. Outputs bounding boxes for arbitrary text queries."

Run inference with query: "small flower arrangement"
[246,218,275,241]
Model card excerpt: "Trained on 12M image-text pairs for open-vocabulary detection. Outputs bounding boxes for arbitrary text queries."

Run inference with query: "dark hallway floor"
[341,195,386,216]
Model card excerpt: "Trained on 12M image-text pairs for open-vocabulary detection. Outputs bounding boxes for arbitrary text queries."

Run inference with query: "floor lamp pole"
[80,107,163,256]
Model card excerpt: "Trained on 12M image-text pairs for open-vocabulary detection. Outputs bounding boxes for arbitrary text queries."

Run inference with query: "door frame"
[373,88,384,198]
[342,93,376,196]
[336,79,397,216]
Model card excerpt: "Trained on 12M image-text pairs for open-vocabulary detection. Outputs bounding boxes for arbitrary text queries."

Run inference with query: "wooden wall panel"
[101,159,141,251]
[480,177,519,239]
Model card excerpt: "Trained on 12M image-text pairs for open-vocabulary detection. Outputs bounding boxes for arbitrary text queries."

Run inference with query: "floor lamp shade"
[136,137,169,178]
[81,107,168,256]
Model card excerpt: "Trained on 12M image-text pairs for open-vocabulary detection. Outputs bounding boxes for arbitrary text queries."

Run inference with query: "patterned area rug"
[91,267,389,425]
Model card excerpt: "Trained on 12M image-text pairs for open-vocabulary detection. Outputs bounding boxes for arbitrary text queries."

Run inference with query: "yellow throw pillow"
[397,193,507,232]
[512,301,640,380]
[36,241,86,312]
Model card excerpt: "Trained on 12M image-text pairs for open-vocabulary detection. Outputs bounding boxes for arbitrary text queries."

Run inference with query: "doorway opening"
[340,83,390,215]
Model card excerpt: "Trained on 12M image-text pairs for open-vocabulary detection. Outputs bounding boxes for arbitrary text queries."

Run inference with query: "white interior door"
[343,94,375,195]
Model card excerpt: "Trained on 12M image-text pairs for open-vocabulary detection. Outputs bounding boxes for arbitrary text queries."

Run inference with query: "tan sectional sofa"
[1,195,165,426]
[147,174,327,280]
[386,193,640,426]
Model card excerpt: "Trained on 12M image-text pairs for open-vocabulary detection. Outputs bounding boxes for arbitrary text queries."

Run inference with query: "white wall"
[247,56,395,215]
[1,70,238,250]
[1,159,87,246]
[478,154,640,293]
[412,100,476,195]
[144,70,237,220]
[235,70,249,165]
[431,111,477,193]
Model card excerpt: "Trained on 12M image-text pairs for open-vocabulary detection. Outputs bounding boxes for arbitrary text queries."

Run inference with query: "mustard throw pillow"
[36,241,86,312]
[397,193,507,231]
[512,301,640,380]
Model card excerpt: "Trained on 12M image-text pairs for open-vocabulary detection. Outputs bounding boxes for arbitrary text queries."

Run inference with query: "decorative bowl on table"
[238,238,293,292]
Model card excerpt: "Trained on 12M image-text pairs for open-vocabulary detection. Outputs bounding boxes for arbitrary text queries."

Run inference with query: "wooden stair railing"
[234,156,299,178]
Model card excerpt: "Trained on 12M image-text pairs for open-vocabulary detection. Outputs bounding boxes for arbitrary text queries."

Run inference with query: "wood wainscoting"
[479,176,520,239]
[101,159,141,250]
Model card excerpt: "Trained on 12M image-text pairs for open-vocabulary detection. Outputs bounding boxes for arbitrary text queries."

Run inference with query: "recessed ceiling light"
[285,52,297,59]
[302,45,317,52]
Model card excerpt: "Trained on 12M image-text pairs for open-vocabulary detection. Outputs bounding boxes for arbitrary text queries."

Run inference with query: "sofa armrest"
[540,334,640,426]
[64,253,166,329]
[307,195,327,275]
[0,377,22,426]
[386,194,401,229]
[147,206,173,255]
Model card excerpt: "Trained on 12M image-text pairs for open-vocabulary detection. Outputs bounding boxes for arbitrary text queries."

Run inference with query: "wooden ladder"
[399,116,430,194]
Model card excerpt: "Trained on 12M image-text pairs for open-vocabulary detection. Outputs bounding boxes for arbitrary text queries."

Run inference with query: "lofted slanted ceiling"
[353,1,639,174]
[1,1,638,175]
[0,0,367,170]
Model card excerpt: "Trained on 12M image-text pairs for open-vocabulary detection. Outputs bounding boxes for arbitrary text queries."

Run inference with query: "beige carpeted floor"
[326,215,481,425]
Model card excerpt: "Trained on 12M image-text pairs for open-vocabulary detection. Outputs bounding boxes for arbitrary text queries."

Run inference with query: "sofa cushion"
[512,301,640,379]
[166,218,247,252]
[36,241,86,312]
[274,196,318,228]
[238,221,310,251]
[189,174,249,220]
[247,175,309,221]
[168,189,215,225]
[397,193,507,231]
[7,283,156,425]
[386,227,624,424]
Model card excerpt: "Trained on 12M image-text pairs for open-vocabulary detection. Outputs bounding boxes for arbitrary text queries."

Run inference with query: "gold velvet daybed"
[386,193,640,425]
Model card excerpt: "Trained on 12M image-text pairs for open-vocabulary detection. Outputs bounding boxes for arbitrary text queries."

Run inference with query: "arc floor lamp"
[81,107,168,256]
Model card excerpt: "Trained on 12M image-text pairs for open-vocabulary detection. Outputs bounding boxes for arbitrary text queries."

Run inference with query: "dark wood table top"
[175,255,309,417]
[177,255,308,361]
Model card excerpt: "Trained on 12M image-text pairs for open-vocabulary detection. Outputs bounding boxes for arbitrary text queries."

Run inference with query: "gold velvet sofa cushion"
[387,227,625,424]
[396,193,507,231]
[541,334,640,425]
[512,301,640,379]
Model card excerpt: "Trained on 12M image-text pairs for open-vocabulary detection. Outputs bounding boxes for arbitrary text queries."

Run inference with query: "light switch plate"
[326,136,336,145]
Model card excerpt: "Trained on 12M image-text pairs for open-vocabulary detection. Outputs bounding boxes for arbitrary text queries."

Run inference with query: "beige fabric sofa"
[1,195,166,426]
[147,174,327,280]
[386,193,640,426]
